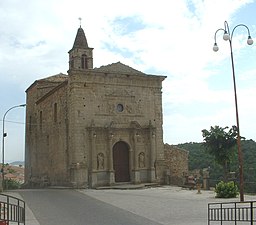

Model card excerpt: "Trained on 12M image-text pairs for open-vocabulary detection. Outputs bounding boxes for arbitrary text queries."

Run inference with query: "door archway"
[113,141,130,182]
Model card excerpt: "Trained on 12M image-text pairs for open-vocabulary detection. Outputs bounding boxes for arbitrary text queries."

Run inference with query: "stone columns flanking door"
[133,130,141,184]
[89,127,97,188]
[149,123,157,182]
[108,131,115,185]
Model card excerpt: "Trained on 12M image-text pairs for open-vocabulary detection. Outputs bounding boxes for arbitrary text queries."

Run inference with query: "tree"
[202,126,238,182]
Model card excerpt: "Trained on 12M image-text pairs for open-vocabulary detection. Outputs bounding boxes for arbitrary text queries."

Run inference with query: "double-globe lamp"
[212,21,253,202]
[213,22,253,52]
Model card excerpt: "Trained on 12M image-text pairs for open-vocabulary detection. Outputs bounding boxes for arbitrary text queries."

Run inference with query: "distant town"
[2,162,24,184]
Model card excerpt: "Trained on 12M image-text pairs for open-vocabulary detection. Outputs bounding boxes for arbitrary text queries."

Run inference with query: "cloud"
[0,0,256,160]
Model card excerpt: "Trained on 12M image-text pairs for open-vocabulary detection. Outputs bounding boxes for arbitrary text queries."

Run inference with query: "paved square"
[80,186,256,225]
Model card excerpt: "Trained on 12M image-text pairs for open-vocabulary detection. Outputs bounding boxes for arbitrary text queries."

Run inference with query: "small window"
[47,135,49,146]
[54,103,57,122]
[39,111,42,131]
[81,54,88,69]
[28,116,32,132]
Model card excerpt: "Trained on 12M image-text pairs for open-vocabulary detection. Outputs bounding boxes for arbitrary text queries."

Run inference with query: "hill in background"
[10,161,24,167]
[177,139,256,192]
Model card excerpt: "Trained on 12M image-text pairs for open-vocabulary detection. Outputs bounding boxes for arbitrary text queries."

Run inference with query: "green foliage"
[202,126,238,181]
[178,142,224,181]
[7,168,16,174]
[215,181,239,198]
[4,179,21,190]
[202,126,237,165]
[177,139,256,192]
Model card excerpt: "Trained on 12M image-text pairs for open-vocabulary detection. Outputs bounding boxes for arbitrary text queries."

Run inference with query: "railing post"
[18,199,20,225]
[235,202,237,225]
[208,203,210,225]
[251,201,253,225]
[7,195,9,223]
[220,203,223,225]
[24,201,26,225]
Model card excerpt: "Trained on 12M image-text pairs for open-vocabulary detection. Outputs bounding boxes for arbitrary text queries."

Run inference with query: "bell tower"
[68,25,93,71]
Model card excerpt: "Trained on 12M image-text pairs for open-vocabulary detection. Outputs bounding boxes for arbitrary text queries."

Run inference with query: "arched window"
[81,54,88,69]
[54,103,57,123]
[39,111,42,131]
[29,115,32,132]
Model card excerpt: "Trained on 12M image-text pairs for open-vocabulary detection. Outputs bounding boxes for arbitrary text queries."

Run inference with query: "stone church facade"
[25,26,186,188]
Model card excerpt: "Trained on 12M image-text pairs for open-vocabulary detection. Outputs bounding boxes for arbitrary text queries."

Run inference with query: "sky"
[0,0,256,162]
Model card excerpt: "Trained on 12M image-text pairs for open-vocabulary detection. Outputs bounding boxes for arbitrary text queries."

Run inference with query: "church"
[24,25,187,188]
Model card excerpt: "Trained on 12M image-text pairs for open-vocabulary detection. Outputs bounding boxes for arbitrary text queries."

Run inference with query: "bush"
[215,181,239,198]
[4,179,21,190]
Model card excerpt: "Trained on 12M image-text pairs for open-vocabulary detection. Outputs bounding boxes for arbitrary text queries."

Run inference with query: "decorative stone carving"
[97,153,104,170]
[106,89,133,97]
[138,152,145,168]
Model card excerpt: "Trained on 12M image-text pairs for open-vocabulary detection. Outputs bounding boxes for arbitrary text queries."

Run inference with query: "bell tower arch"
[68,26,93,70]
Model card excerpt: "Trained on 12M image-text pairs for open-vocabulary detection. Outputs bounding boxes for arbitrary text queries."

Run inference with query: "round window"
[116,104,124,112]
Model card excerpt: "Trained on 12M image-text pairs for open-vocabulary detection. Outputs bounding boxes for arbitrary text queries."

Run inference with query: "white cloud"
[0,0,256,161]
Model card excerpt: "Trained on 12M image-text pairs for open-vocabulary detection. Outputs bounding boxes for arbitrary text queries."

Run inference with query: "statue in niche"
[97,153,104,170]
[138,152,145,168]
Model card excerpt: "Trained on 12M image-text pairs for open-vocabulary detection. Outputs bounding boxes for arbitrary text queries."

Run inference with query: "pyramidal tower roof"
[72,27,89,49]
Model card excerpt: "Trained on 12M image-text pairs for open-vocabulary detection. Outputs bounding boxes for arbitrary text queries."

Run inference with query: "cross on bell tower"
[78,17,82,27]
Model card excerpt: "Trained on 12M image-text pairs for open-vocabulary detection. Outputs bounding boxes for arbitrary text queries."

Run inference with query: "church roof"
[26,73,68,92]
[38,73,68,82]
[72,27,89,49]
[94,62,145,75]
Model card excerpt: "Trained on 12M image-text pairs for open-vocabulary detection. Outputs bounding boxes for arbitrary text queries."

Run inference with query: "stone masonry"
[164,144,189,185]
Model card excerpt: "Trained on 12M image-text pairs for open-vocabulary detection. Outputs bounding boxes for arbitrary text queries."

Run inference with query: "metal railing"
[0,194,25,224]
[208,201,256,224]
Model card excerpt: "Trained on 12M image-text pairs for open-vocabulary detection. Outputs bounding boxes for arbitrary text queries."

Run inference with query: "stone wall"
[164,144,188,185]
[25,75,70,187]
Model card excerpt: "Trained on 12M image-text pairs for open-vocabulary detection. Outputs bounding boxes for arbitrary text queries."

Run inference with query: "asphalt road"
[17,189,161,225]
[12,186,256,225]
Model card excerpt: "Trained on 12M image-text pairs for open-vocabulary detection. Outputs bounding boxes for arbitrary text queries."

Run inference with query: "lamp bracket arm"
[231,24,252,41]
[214,28,225,43]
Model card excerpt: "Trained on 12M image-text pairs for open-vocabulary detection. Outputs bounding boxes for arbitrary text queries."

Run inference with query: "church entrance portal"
[113,141,130,182]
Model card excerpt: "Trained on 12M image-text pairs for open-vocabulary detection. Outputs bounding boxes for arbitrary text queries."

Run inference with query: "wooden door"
[113,141,130,182]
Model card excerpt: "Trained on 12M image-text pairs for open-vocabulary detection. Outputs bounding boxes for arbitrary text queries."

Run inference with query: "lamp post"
[213,21,253,202]
[1,104,26,190]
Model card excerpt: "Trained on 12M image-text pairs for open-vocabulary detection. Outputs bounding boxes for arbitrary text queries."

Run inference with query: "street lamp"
[1,104,26,190]
[213,21,253,202]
